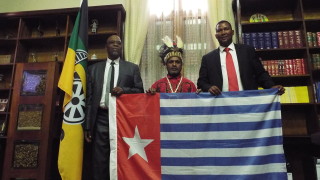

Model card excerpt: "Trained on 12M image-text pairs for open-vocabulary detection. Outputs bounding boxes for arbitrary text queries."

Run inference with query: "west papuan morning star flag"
[57,0,88,179]
[109,89,287,180]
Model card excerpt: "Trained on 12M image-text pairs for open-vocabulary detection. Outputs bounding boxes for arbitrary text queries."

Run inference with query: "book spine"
[307,32,313,47]
[269,60,274,75]
[270,60,275,76]
[243,33,251,46]
[301,58,306,74]
[278,31,284,48]
[279,60,285,75]
[295,30,303,48]
[264,32,272,49]
[289,59,294,75]
[294,58,304,75]
[282,31,290,49]
[274,60,279,75]
[271,31,279,49]
[277,60,281,75]
[316,54,320,70]
[317,32,320,47]
[251,32,258,49]
[267,60,272,75]
[312,32,318,47]
[293,59,298,75]
[288,30,296,48]
[284,60,288,75]
[257,32,265,49]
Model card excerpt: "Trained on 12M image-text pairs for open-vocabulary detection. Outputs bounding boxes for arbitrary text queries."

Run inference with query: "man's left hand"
[272,85,285,95]
[111,87,124,96]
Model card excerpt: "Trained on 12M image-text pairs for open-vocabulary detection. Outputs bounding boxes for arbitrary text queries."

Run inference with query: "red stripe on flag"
[116,94,161,180]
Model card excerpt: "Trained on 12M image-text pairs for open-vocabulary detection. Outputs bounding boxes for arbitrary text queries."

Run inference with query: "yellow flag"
[57,0,88,179]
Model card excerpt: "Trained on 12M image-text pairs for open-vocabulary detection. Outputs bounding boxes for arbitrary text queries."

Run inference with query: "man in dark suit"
[197,20,285,95]
[84,35,144,180]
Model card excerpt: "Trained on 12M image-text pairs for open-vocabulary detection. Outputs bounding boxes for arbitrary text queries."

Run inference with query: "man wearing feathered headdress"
[147,36,197,93]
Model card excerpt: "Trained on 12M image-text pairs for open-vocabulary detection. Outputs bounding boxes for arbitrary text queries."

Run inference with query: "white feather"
[176,35,184,49]
[162,36,173,48]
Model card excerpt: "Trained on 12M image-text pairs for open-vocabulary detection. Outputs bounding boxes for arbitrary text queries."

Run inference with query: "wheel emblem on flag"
[63,72,85,124]
[75,49,87,64]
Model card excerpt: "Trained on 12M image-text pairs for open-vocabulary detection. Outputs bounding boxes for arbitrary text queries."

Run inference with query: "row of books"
[280,86,309,104]
[311,54,320,70]
[314,81,320,103]
[306,32,320,48]
[261,59,306,76]
[242,30,303,49]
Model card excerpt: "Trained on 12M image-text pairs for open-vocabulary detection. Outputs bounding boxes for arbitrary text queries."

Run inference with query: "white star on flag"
[122,126,154,162]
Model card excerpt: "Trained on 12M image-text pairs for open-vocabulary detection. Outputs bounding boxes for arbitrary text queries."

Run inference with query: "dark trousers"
[92,108,110,180]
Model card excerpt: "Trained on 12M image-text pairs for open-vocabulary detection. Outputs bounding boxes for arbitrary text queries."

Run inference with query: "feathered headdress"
[159,35,184,65]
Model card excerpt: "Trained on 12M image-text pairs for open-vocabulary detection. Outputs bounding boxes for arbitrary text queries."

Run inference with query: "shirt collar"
[219,42,235,53]
[167,74,182,79]
[107,57,120,64]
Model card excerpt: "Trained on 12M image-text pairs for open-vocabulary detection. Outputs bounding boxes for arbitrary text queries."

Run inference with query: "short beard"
[168,72,180,77]
[109,51,120,59]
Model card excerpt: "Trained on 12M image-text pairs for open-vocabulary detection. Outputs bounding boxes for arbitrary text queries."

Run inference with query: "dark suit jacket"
[84,59,144,132]
[197,44,274,91]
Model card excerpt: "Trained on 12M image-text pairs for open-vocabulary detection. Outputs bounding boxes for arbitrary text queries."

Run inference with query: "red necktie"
[225,48,239,91]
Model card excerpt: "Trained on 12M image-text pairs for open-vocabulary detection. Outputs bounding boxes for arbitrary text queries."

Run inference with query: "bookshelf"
[0,4,125,179]
[234,0,320,179]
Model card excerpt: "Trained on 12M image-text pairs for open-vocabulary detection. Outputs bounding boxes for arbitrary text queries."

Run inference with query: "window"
[141,0,214,89]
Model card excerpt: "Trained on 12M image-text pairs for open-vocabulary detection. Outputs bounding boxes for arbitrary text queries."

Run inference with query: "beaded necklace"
[166,76,183,93]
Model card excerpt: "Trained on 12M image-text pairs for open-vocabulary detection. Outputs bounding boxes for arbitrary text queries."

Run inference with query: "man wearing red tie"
[197,20,285,95]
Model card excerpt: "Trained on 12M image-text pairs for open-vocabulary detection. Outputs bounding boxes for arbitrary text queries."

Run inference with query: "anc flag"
[58,0,88,179]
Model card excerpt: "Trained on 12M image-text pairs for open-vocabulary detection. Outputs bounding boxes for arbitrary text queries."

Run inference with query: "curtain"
[140,0,235,90]
[207,0,236,47]
[140,13,175,90]
[124,0,149,65]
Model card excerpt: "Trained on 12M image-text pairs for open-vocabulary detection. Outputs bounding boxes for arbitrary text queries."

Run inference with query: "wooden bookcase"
[2,62,60,180]
[234,0,320,179]
[0,4,125,179]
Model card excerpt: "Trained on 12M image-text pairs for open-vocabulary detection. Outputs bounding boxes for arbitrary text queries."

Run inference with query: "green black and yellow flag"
[58,0,88,179]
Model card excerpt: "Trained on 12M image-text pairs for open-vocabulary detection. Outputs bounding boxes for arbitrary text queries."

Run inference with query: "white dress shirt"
[218,43,243,91]
[100,58,120,108]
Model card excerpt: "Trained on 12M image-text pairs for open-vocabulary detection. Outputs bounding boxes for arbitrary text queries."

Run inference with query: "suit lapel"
[213,48,223,82]
[117,59,125,86]
[97,61,107,96]
[234,44,245,82]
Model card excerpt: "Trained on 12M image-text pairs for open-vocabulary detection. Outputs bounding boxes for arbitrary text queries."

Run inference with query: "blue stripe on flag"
[161,136,283,149]
[160,88,278,99]
[161,154,285,166]
[158,90,286,179]
[161,119,281,132]
[161,173,287,180]
[160,103,280,115]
